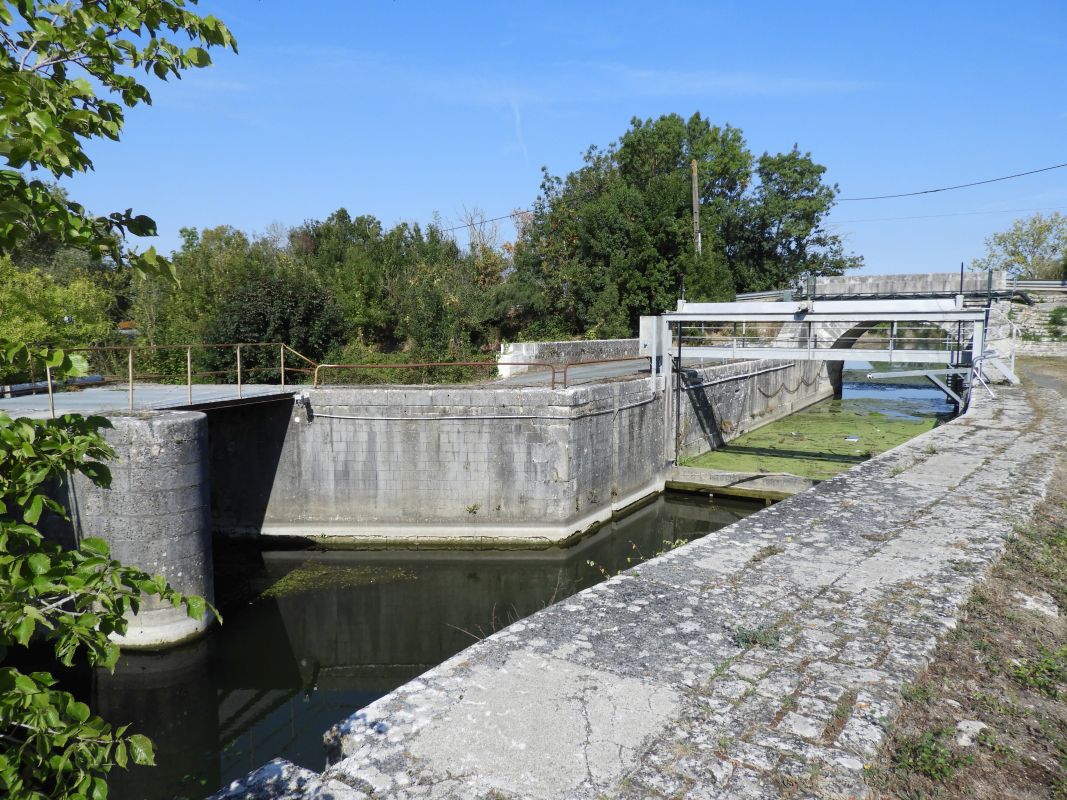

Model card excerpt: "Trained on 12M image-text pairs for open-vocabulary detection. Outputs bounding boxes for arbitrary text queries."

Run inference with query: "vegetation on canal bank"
[867,359,1067,799]
[682,396,944,481]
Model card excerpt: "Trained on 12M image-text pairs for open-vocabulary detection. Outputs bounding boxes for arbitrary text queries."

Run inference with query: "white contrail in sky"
[510,96,529,167]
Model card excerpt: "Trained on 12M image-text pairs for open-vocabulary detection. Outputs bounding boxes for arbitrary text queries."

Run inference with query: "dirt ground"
[867,358,1067,799]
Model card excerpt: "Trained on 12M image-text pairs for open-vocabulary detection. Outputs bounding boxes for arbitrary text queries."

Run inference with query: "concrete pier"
[49,410,214,649]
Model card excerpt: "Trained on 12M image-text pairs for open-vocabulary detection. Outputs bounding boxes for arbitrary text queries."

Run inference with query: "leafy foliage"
[511,113,860,337]
[971,212,1067,280]
[201,266,349,380]
[0,346,217,798]
[0,257,111,381]
[0,0,236,281]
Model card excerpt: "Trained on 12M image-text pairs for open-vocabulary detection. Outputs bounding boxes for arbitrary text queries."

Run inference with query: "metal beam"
[679,346,959,364]
[866,368,971,379]
[926,375,962,405]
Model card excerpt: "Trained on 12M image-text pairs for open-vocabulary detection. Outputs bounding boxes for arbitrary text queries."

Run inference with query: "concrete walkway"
[209,380,1067,799]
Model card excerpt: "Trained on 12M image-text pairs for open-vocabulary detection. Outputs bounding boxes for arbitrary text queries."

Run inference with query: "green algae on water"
[683,396,943,481]
[260,561,417,599]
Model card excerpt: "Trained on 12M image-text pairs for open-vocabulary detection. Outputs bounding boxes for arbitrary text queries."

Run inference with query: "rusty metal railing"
[45,342,316,412]
[561,356,652,388]
[314,360,558,388]
[25,344,659,418]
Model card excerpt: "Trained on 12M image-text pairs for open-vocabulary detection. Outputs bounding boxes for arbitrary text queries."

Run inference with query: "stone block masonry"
[497,338,638,377]
[208,379,1067,798]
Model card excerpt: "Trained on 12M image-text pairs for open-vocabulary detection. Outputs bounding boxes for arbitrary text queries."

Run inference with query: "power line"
[439,211,530,234]
[438,159,1067,233]
[837,161,1067,201]
[827,205,1067,227]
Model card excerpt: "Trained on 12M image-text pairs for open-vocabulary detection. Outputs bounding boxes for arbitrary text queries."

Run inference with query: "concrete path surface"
[209,380,1067,799]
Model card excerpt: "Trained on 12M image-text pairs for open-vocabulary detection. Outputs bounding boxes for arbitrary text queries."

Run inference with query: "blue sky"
[63,0,1066,275]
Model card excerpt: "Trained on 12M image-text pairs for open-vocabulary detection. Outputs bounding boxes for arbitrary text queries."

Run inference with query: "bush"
[202,269,349,382]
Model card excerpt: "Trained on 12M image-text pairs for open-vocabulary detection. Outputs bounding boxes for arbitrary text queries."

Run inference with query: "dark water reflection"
[98,492,758,799]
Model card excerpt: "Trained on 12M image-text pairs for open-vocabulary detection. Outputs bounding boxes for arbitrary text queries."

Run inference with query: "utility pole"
[690,159,702,257]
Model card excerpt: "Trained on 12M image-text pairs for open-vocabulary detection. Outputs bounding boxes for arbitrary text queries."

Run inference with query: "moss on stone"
[683,397,943,480]
[260,561,417,599]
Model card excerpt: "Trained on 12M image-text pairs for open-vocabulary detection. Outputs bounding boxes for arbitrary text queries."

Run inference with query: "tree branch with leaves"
[0,0,237,281]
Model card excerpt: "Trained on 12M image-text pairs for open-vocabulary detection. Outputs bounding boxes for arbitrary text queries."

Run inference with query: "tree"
[0,256,111,377]
[511,113,859,337]
[1,0,236,282]
[1,3,235,797]
[971,212,1067,280]
[201,267,349,380]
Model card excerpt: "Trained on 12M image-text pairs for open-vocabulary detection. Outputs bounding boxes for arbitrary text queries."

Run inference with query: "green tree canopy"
[0,0,236,281]
[511,112,860,337]
[0,256,111,380]
[971,212,1067,280]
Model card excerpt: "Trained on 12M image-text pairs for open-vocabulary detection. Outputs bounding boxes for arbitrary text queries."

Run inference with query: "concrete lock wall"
[675,360,835,458]
[497,339,639,377]
[208,358,832,545]
[47,411,213,649]
[212,382,666,544]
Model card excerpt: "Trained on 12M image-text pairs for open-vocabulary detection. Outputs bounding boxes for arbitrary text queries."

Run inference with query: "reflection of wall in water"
[261,494,752,676]
[94,637,220,800]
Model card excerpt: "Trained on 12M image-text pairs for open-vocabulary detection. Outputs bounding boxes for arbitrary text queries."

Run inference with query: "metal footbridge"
[649,296,1016,409]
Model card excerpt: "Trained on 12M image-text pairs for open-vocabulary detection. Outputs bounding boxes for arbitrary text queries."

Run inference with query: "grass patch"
[892,728,974,781]
[732,625,781,649]
[1011,645,1067,698]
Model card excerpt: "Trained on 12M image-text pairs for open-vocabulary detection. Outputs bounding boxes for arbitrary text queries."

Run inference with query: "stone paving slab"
[208,382,1067,799]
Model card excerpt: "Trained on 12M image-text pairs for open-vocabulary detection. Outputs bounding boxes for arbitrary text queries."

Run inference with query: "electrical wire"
[827,205,1067,227]
[437,160,1067,233]
[836,161,1067,201]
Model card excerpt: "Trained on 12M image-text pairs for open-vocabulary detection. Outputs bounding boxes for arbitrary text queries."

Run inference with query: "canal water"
[85,492,758,799]
[839,361,957,419]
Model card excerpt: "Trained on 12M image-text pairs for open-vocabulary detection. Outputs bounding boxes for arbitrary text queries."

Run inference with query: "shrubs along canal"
[684,362,956,480]
[78,492,759,800]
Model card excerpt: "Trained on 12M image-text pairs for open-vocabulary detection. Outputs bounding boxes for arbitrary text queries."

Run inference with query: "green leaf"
[13,615,35,646]
[26,552,51,575]
[80,537,110,556]
[185,47,212,67]
[184,594,206,620]
[68,700,90,723]
[114,739,128,769]
[127,734,155,766]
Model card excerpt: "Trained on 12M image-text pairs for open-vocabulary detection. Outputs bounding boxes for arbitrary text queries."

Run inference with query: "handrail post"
[127,349,134,411]
[280,345,286,388]
[236,345,243,399]
[45,365,55,419]
[186,347,193,404]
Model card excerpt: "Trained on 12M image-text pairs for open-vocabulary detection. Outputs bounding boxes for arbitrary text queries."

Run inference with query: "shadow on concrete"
[206,397,292,536]
[681,367,726,450]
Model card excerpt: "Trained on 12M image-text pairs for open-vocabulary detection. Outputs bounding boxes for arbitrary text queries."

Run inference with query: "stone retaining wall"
[1016,340,1067,356]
